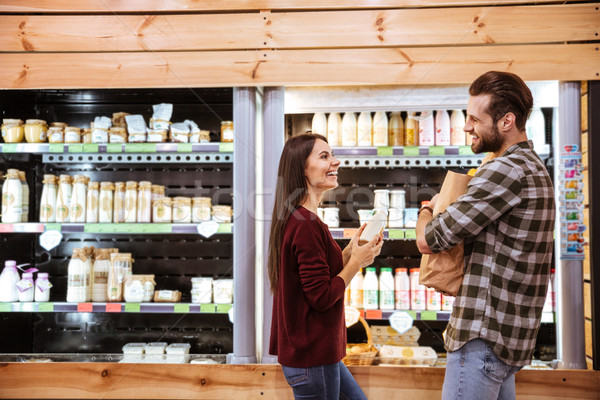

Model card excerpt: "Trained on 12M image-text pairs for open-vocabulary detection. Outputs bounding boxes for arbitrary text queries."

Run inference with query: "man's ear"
[499,112,516,132]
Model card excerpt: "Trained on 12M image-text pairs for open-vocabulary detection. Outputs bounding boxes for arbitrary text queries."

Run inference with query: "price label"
[49,143,64,153]
[200,303,216,313]
[0,303,12,312]
[365,309,382,320]
[21,302,35,312]
[404,229,416,239]
[177,143,193,153]
[84,224,113,233]
[2,144,17,153]
[125,303,141,312]
[141,223,171,234]
[377,146,393,156]
[39,230,63,251]
[388,229,404,239]
[77,303,93,312]
[429,146,445,156]
[343,228,358,239]
[217,223,232,234]
[106,303,122,312]
[174,304,190,313]
[125,143,156,153]
[420,311,437,321]
[403,146,419,156]
[83,144,99,153]
[219,142,234,153]
[38,302,54,312]
[459,146,474,156]
[345,306,361,328]
[389,311,414,334]
[106,143,122,153]
[216,304,233,313]
[68,144,84,153]
[44,224,61,232]
[197,221,220,238]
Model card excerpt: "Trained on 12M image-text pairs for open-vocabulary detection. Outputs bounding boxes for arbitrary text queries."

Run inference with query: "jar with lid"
[34,272,52,302]
[113,182,126,223]
[55,174,73,223]
[191,277,213,304]
[220,120,233,142]
[151,185,165,203]
[142,274,156,302]
[2,169,23,223]
[64,126,81,143]
[137,181,152,223]
[109,127,128,143]
[67,249,88,303]
[123,276,145,303]
[70,175,88,223]
[40,174,58,223]
[47,127,64,143]
[124,181,138,223]
[192,197,212,222]
[212,205,233,223]
[373,189,390,210]
[91,249,111,302]
[81,128,92,143]
[24,119,48,143]
[99,182,115,223]
[322,207,339,228]
[1,119,24,143]
[18,170,29,222]
[17,272,35,302]
[86,181,99,223]
[172,197,192,223]
[152,197,172,223]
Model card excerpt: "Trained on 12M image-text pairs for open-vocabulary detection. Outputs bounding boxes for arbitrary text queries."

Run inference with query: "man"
[416,71,555,400]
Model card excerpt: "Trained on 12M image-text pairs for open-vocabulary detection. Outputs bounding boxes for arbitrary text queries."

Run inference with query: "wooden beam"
[0,44,597,89]
[1,3,597,52]
[0,0,577,13]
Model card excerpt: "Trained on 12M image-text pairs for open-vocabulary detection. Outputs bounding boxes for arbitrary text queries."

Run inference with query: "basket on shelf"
[342,315,378,366]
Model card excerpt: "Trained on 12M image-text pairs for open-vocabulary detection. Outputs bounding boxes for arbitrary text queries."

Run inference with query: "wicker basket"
[342,315,378,366]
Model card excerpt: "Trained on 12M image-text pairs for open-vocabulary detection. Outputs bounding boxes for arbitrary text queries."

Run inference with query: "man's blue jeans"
[442,338,522,400]
[281,360,367,399]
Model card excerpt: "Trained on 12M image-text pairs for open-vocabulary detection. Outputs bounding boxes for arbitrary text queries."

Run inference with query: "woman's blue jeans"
[281,360,368,399]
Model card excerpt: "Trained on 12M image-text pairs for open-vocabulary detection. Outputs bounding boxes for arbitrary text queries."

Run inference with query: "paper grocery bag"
[419,171,473,296]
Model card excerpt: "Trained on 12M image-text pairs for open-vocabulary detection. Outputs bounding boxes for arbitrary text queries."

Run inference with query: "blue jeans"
[281,361,367,400]
[442,339,522,400]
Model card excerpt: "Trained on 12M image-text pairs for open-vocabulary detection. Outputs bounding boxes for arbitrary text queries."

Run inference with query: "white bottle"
[17,272,35,302]
[55,174,73,223]
[92,250,111,302]
[18,171,29,222]
[441,294,454,311]
[86,182,99,223]
[327,112,342,147]
[379,267,395,310]
[357,111,373,146]
[450,109,466,146]
[527,107,546,152]
[394,267,410,310]
[2,169,23,223]
[69,175,88,223]
[388,112,404,146]
[98,182,114,223]
[426,287,441,311]
[40,174,58,223]
[124,181,138,223]
[359,209,387,245]
[66,250,87,303]
[113,182,126,223]
[363,267,379,310]
[341,112,357,147]
[418,111,435,146]
[372,111,389,147]
[311,112,327,136]
[350,269,364,308]
[435,110,451,146]
[34,272,52,302]
[410,268,426,310]
[137,181,152,223]
[0,260,20,302]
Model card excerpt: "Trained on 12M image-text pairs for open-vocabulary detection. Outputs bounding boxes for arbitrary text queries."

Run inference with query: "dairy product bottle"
[379,267,395,310]
[55,174,73,223]
[344,279,352,306]
[2,169,23,223]
[405,113,418,146]
[70,175,88,223]
[311,112,327,136]
[435,110,451,146]
[40,174,58,223]
[527,107,546,152]
[124,181,138,223]
[388,112,404,146]
[394,267,410,310]
[450,109,466,146]
[418,111,435,146]
[17,272,34,302]
[357,111,373,146]
[98,182,114,223]
[363,267,379,310]
[372,111,389,147]
[426,287,441,310]
[34,272,52,302]
[327,112,342,147]
[341,112,357,147]
[350,269,364,308]
[410,268,426,310]
[441,294,454,311]
[86,182,99,223]
[359,209,387,245]
[18,171,29,222]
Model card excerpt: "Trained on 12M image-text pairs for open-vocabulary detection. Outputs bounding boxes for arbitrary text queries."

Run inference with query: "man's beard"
[471,122,504,154]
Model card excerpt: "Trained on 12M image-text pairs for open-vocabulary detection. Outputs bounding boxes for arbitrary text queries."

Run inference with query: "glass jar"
[99,182,115,223]
[220,121,233,142]
[124,181,138,223]
[212,205,232,223]
[24,119,48,143]
[47,127,64,143]
[137,181,152,223]
[152,197,172,223]
[64,127,81,143]
[1,119,24,143]
[109,127,128,143]
[113,182,126,223]
[192,197,212,222]
[172,197,192,223]
[40,174,58,223]
[81,128,91,143]
[151,185,165,202]
[86,181,99,223]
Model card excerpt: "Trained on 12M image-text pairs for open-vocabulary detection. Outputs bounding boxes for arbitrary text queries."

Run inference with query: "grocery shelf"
[359,309,555,323]
[0,301,232,314]
[0,223,232,235]
[329,227,415,240]
[0,142,233,154]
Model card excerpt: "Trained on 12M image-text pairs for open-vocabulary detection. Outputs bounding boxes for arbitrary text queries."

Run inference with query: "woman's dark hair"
[469,71,533,131]
[267,133,327,294]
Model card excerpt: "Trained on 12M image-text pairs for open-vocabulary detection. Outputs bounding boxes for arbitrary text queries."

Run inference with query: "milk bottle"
[372,111,389,147]
[394,267,410,310]
[341,112,357,147]
[2,169,23,223]
[379,267,394,310]
[357,112,373,146]
[311,112,327,136]
[418,111,435,146]
[405,113,418,146]
[327,112,342,147]
[435,110,450,146]
[350,269,364,309]
[18,171,29,222]
[410,268,426,310]
[450,109,466,146]
[40,174,58,223]
[363,267,379,310]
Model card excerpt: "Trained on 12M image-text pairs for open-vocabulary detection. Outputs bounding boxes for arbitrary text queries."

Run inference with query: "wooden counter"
[0,363,598,399]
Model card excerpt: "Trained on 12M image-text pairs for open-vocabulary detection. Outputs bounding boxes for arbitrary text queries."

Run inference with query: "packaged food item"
[191,277,213,304]
[327,113,342,146]
[212,279,233,304]
[220,120,233,142]
[169,122,189,143]
[378,345,437,366]
[69,175,88,223]
[122,343,145,363]
[405,113,418,146]
[394,268,410,310]
[450,110,466,146]
[124,181,138,222]
[99,182,115,223]
[66,249,89,303]
[435,110,450,146]
[322,207,339,228]
[91,116,111,143]
[141,274,156,302]
[418,111,434,146]
[81,128,92,143]
[363,267,378,310]
[137,181,152,223]
[388,112,404,146]
[123,276,145,303]
[47,127,64,143]
[212,205,232,223]
[17,272,35,302]
[109,127,128,143]
[86,181,99,223]
[151,185,165,202]
[34,272,52,302]
[144,342,167,363]
[349,269,363,308]
[172,197,191,223]
[65,127,81,143]
[372,111,389,147]
[55,174,73,223]
[341,112,357,147]
[192,197,211,222]
[358,209,387,245]
[311,113,327,136]
[108,252,133,302]
[2,169,23,223]
[357,209,373,226]
[153,290,182,303]
[152,197,172,223]
[150,103,173,131]
[113,182,126,223]
[410,268,426,310]
[388,208,403,228]
[40,174,58,223]
[357,111,372,146]
[373,189,390,210]
[91,248,112,302]
[146,129,166,143]
[379,267,395,310]
[18,171,29,222]
[190,129,210,143]
[390,189,406,210]
[24,119,48,143]
[166,343,191,364]
[0,260,20,302]
[125,115,147,143]
[112,112,130,129]
[1,119,24,143]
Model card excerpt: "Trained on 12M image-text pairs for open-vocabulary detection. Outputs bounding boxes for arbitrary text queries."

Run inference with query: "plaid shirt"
[425,141,555,366]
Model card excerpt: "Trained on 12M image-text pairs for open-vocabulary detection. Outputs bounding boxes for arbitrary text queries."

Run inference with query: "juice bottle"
[435,110,450,146]
[363,267,379,310]
[405,113,418,146]
[450,109,466,146]
[388,112,404,146]
[418,111,434,146]
[372,111,389,147]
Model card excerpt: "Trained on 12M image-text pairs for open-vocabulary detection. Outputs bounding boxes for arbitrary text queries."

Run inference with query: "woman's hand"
[338,230,384,286]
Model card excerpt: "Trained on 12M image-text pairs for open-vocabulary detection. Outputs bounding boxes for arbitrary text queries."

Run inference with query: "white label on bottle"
[389,311,414,335]
[344,306,360,328]
[39,230,63,251]
[197,221,219,238]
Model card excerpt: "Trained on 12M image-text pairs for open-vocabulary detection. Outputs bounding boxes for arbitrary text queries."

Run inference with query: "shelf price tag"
[377,146,393,156]
[177,143,193,153]
[77,303,93,312]
[420,311,437,321]
[217,223,232,234]
[343,228,358,239]
[216,304,233,314]
[365,309,382,320]
[84,224,113,233]
[106,303,121,312]
[404,229,416,239]
[200,304,216,313]
[429,146,445,156]
[125,143,156,153]
[44,223,62,232]
[174,304,190,313]
[388,229,404,239]
[83,144,99,153]
[0,303,12,312]
[39,230,63,251]
[219,142,234,153]
[106,144,122,153]
[389,311,414,334]
[38,302,54,312]
[141,224,171,234]
[2,144,17,153]
[197,221,220,238]
[459,146,474,156]
[68,144,84,153]
[345,306,361,328]
[125,303,141,313]
[49,143,64,153]
[404,146,419,156]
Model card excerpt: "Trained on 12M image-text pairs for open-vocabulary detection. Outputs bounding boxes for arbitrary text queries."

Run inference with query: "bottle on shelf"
[405,113,418,146]
[357,111,373,146]
[450,109,466,146]
[55,174,73,223]
[17,171,29,222]
[388,111,404,146]
[341,112,357,147]
[441,294,454,311]
[418,111,435,146]
[394,267,410,310]
[0,260,20,302]
[124,181,138,223]
[70,175,88,223]
[426,287,441,311]
[363,267,378,310]
[34,272,52,302]
[409,268,426,310]
[372,111,389,147]
[434,110,450,146]
[327,112,342,147]
[2,169,23,223]
[67,249,88,303]
[137,181,152,223]
[99,182,115,223]
[113,182,126,223]
[350,269,364,308]
[86,181,100,223]
[40,174,58,223]
[311,112,327,136]
[17,272,34,302]
[379,267,395,310]
[527,107,546,152]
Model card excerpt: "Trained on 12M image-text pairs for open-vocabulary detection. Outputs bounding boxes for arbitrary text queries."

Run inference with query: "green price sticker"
[106,143,122,153]
[406,310,417,319]
[219,142,234,153]
[49,143,64,153]
[200,304,216,313]
[38,302,54,312]
[125,143,156,153]
[68,144,84,153]
[459,146,474,156]
[125,303,141,313]
[44,223,61,232]
[174,304,190,313]
[84,224,117,233]
[83,144,99,153]
[429,146,445,156]
[388,229,404,239]
[2,144,17,153]
[217,223,232,234]
[177,143,193,153]
[376,146,393,156]
[403,146,419,156]
[420,311,437,321]
[0,303,12,312]
[216,304,233,313]
[141,224,172,234]
[404,229,416,239]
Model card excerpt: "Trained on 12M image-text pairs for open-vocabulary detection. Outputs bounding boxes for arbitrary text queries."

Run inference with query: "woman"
[268,133,383,399]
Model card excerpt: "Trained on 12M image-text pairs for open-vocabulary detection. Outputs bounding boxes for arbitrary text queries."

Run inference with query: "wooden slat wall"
[0,1,598,88]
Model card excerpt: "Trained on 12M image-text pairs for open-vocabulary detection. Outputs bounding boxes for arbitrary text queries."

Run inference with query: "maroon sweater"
[269,206,346,367]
